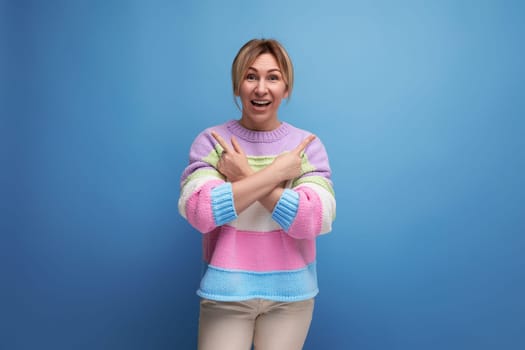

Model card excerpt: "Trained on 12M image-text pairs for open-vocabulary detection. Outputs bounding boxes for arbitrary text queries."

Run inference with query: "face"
[237,53,289,131]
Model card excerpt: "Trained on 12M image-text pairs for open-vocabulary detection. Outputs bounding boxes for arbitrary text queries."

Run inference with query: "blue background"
[2,0,524,349]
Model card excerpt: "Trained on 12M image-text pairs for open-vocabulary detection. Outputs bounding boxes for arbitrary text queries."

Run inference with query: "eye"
[246,73,258,81]
[268,74,280,81]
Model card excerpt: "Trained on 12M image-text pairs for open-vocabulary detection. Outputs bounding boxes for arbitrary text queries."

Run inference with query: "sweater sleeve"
[178,130,238,233]
[271,137,336,240]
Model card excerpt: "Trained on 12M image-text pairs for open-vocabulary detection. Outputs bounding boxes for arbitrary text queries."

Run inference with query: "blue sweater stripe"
[271,189,300,231]
[211,183,238,225]
[197,262,318,302]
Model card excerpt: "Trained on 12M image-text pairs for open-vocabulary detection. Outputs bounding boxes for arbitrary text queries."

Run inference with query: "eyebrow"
[247,67,282,73]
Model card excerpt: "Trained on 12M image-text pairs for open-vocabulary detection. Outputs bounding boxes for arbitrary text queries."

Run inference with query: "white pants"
[198,298,315,350]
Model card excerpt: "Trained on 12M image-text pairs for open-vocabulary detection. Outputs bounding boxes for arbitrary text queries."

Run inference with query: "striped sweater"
[178,119,336,302]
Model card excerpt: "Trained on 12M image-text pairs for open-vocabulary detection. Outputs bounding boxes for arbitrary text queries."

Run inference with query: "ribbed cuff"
[211,183,238,226]
[272,189,299,231]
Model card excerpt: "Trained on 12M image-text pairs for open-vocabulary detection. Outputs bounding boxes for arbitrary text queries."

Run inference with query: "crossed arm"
[211,131,315,215]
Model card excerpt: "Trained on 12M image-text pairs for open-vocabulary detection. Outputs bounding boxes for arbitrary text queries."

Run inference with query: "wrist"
[231,168,254,182]
[266,163,287,183]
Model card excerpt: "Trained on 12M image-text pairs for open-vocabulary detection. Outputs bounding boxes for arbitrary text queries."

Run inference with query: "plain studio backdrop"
[2,1,524,349]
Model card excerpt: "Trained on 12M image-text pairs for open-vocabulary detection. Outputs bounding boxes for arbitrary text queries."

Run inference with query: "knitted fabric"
[178,120,336,301]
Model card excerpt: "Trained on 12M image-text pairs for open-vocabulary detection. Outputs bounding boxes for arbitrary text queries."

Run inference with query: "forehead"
[248,53,281,71]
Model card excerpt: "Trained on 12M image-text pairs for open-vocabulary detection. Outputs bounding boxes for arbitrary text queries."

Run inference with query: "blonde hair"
[231,39,294,106]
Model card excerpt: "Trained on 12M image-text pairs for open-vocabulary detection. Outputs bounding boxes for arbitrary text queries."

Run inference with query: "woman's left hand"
[211,131,254,182]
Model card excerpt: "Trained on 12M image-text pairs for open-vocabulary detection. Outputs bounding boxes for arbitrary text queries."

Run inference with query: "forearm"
[231,166,284,214]
[228,165,284,213]
[259,186,285,213]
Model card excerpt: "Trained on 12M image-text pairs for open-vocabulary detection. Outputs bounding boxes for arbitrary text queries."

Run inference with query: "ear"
[283,89,289,99]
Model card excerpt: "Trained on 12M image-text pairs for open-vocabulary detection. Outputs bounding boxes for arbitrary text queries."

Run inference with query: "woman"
[178,38,336,350]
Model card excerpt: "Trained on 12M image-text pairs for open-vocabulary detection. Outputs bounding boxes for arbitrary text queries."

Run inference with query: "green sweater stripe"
[198,148,329,192]
[292,175,335,197]
[182,168,224,188]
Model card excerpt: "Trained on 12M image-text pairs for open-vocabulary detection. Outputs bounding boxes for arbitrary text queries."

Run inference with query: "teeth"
[252,100,271,106]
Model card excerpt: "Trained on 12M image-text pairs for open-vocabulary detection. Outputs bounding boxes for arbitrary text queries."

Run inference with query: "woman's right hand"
[211,131,254,182]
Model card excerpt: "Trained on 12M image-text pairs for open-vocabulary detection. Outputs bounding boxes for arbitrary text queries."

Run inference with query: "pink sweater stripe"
[186,179,223,233]
[203,226,316,272]
[286,186,323,240]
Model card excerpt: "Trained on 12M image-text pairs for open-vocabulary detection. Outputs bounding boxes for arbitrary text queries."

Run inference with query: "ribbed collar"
[226,119,291,143]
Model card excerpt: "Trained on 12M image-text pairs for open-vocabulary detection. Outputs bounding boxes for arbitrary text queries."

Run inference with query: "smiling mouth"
[251,100,271,107]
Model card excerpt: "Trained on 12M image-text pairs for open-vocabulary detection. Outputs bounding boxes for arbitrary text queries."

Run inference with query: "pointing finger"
[293,134,316,155]
[230,136,245,155]
[211,131,231,153]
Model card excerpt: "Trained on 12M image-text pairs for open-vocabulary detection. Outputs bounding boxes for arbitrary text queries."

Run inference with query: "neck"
[239,116,281,131]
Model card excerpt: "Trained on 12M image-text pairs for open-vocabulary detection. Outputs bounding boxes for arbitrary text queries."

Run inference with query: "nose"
[255,79,267,95]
